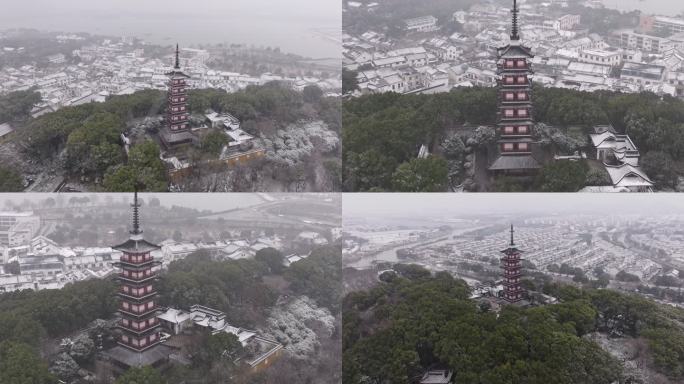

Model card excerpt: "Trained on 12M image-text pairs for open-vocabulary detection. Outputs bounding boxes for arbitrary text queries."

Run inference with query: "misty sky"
[343,194,684,218]
[0,193,265,212]
[0,0,340,58]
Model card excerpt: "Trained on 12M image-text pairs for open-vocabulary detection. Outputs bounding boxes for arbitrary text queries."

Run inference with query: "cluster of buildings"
[0,209,314,294]
[343,1,684,97]
[0,37,340,120]
[157,305,283,372]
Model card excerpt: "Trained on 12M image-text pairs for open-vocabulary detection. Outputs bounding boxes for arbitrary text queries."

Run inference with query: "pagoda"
[488,0,541,174]
[112,190,162,352]
[160,44,194,149]
[500,224,525,303]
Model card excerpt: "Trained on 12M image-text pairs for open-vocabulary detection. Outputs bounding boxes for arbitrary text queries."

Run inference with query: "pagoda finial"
[175,43,180,69]
[130,185,142,236]
[510,224,515,246]
[511,0,520,41]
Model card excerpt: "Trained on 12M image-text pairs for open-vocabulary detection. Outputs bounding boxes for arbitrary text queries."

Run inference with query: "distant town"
[0,30,340,113]
[343,213,684,309]
[343,0,684,96]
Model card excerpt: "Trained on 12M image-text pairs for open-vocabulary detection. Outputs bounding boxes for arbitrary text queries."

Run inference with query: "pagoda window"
[505,76,514,84]
[517,126,528,134]
[151,333,158,341]
[503,126,515,134]
[122,335,129,343]
[141,338,148,347]
[516,59,526,68]
[505,59,515,68]
[517,76,526,84]
[503,143,514,151]
[517,92,527,100]
[147,301,154,309]
[132,339,139,347]
[504,109,514,117]
[122,319,129,326]
[122,302,129,309]
[518,109,528,117]
[123,286,129,293]
[504,92,514,100]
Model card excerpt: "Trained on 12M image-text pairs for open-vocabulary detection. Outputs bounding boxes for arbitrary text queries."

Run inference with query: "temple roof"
[605,163,653,187]
[159,128,195,145]
[489,154,541,170]
[104,344,175,368]
[498,43,534,59]
[113,238,160,254]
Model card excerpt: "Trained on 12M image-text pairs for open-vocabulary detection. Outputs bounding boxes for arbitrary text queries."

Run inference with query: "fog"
[0,0,341,58]
[343,193,684,218]
[0,193,265,212]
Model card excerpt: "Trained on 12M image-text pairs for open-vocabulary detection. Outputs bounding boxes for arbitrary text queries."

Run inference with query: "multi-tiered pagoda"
[489,0,541,174]
[500,224,525,303]
[160,44,194,149]
[113,190,162,352]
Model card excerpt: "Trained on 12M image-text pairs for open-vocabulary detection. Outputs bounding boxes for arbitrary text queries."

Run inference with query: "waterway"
[0,0,341,59]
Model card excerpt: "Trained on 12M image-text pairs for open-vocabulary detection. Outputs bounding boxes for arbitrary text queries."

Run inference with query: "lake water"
[0,0,341,59]
[600,0,684,15]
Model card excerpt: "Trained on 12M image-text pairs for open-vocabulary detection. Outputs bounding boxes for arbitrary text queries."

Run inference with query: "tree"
[0,89,41,122]
[200,131,228,157]
[198,332,244,367]
[616,270,640,283]
[49,353,80,381]
[255,247,285,274]
[172,230,183,242]
[103,141,168,192]
[441,135,466,160]
[473,125,497,146]
[0,165,23,192]
[69,333,95,362]
[342,68,359,94]
[303,85,324,103]
[535,161,588,192]
[0,341,57,384]
[115,366,164,384]
[642,151,678,190]
[391,156,448,192]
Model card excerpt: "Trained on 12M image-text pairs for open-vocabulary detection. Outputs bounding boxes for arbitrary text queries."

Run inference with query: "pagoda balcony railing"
[118,290,157,301]
[499,82,531,88]
[500,98,530,104]
[503,271,522,277]
[119,305,159,318]
[502,261,522,266]
[117,337,160,352]
[118,319,160,335]
[119,253,153,263]
[113,259,160,270]
[505,286,524,293]
[500,114,531,121]
[117,273,157,284]
[499,132,532,138]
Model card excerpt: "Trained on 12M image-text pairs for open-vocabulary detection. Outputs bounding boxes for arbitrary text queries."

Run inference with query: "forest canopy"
[343,87,684,191]
[343,266,684,383]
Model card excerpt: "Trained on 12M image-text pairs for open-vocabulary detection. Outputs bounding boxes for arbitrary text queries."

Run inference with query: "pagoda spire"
[511,0,520,41]
[510,224,515,246]
[130,187,142,237]
[174,43,180,69]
